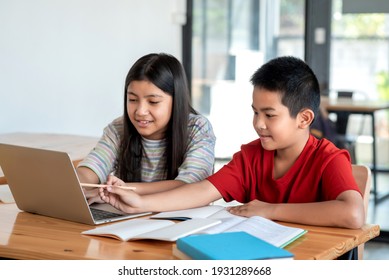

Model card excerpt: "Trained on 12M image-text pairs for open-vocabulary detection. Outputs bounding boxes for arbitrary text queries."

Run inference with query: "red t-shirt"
[208,135,360,203]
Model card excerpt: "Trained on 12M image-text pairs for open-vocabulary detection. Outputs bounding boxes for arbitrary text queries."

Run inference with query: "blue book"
[176,231,294,260]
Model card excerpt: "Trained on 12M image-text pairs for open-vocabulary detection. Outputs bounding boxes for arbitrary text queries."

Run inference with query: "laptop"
[0,143,150,225]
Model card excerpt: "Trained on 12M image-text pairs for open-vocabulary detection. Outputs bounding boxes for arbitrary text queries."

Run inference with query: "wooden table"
[0,203,380,260]
[0,132,99,184]
[321,97,389,204]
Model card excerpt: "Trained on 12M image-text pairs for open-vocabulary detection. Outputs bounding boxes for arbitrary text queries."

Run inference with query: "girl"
[77,53,216,204]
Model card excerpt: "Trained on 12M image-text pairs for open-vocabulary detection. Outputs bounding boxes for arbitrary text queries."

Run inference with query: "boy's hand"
[99,185,143,214]
[227,199,272,218]
[105,175,126,187]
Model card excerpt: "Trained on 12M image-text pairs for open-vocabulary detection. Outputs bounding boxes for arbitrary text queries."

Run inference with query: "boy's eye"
[266,114,275,118]
[128,98,137,102]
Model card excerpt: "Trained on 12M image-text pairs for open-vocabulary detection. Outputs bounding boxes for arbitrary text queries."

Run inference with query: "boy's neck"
[273,133,310,179]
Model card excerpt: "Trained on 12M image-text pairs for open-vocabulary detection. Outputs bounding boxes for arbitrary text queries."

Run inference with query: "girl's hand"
[99,185,144,214]
[83,187,104,205]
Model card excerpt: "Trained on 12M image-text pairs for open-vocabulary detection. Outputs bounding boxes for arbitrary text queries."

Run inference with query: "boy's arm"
[228,190,365,229]
[99,179,223,214]
[77,168,188,204]
[105,175,188,194]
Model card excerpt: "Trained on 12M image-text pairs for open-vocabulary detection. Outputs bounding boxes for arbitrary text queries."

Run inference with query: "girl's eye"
[128,99,137,102]
[149,101,160,105]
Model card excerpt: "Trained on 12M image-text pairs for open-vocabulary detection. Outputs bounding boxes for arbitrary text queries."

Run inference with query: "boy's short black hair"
[250,56,320,119]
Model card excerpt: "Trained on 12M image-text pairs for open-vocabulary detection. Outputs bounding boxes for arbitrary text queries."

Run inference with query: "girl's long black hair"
[116,53,197,182]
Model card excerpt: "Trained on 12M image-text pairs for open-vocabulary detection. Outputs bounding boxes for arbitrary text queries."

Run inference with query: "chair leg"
[358,244,364,260]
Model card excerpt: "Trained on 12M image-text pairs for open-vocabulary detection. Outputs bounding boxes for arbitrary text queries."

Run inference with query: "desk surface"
[0,203,380,260]
[0,132,98,183]
[321,97,389,113]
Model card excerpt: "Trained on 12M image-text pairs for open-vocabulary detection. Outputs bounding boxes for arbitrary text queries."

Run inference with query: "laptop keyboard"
[90,207,124,220]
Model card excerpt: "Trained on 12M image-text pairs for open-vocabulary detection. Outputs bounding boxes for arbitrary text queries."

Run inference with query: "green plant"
[376,71,389,100]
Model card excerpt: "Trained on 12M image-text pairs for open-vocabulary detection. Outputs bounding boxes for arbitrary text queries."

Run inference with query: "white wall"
[0,0,185,137]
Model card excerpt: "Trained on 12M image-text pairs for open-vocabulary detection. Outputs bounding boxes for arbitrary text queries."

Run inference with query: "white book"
[150,204,228,220]
[151,205,307,248]
[81,218,221,242]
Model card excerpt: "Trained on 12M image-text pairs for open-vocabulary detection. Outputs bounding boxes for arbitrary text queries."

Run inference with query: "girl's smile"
[127,80,173,140]
[135,120,153,127]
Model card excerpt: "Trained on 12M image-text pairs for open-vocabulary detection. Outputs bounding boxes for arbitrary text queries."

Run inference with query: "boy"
[100,56,365,229]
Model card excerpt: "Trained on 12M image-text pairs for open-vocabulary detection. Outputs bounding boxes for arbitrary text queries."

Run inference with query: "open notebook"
[0,143,149,225]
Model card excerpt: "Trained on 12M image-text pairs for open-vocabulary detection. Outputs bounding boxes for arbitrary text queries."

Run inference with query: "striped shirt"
[78,114,216,183]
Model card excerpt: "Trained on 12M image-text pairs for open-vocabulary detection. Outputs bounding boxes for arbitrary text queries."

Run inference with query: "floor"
[363,171,389,260]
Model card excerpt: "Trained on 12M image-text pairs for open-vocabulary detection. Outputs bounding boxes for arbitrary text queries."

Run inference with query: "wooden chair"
[352,164,372,260]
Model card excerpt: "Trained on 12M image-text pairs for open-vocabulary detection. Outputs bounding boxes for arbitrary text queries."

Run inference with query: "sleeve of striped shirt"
[77,117,122,183]
[175,114,216,183]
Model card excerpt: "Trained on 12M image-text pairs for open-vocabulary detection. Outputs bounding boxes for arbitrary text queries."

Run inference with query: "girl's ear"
[298,108,315,129]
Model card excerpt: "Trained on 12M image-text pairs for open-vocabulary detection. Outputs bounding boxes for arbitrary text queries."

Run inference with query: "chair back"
[352,164,371,217]
[351,164,371,259]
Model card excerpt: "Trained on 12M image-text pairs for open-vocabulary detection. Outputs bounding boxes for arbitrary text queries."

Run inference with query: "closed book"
[176,231,294,260]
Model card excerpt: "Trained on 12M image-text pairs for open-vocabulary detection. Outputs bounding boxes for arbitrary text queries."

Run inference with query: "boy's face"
[251,87,302,151]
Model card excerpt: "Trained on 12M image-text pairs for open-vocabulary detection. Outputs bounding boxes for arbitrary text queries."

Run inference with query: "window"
[330,0,389,168]
[190,0,305,158]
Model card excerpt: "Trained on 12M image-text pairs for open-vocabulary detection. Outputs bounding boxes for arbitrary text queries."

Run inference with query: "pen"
[80,183,136,190]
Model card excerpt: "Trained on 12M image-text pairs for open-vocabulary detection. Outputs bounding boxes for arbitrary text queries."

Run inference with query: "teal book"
[176,231,294,260]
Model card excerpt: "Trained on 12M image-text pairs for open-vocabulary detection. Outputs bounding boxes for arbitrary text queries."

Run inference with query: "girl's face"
[127,80,173,140]
[251,87,302,151]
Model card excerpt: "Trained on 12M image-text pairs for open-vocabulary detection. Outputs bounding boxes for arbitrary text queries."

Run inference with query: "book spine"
[176,239,211,260]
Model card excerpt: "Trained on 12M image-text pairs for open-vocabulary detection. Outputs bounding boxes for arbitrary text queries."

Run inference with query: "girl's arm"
[77,166,105,204]
[173,115,216,184]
